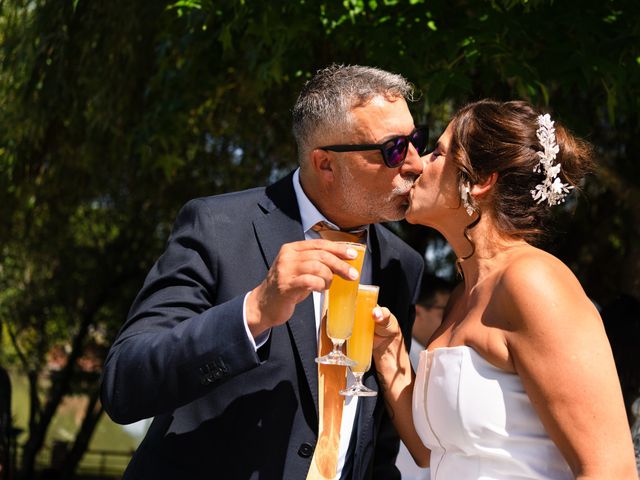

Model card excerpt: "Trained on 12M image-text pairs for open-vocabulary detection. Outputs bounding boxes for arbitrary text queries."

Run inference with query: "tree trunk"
[19,270,129,480]
[58,387,104,480]
[20,309,96,480]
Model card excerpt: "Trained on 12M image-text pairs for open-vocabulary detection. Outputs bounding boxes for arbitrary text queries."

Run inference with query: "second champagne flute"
[315,241,366,366]
[341,284,379,397]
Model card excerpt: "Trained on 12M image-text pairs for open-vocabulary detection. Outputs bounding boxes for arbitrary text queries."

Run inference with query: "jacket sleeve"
[101,198,261,424]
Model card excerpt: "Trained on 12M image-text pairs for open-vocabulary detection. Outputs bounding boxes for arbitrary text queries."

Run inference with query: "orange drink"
[326,242,366,341]
[347,285,379,373]
[340,284,379,396]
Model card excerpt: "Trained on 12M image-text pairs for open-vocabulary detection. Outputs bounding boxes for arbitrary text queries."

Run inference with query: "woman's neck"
[443,214,528,288]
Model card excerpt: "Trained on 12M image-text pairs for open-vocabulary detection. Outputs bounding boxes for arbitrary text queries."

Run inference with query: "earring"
[460,182,475,216]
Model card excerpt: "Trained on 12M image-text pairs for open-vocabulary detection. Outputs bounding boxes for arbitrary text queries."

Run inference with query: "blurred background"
[0,0,638,478]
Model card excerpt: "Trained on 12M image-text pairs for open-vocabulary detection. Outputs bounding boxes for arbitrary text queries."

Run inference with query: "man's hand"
[245,239,360,338]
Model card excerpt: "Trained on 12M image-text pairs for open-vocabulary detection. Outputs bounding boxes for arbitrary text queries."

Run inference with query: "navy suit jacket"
[101,173,424,479]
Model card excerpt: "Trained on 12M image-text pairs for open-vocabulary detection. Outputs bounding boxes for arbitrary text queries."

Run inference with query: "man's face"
[327,97,423,227]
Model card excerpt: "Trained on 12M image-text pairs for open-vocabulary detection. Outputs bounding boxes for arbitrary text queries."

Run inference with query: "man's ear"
[470,172,498,199]
[415,304,427,319]
[310,148,335,182]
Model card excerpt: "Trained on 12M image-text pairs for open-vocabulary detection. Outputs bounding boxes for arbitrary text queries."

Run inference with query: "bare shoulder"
[499,247,580,293]
[491,248,636,478]
[493,247,598,332]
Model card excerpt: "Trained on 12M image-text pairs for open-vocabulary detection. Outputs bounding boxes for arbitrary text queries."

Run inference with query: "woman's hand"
[372,305,409,382]
[372,306,403,353]
[371,305,431,468]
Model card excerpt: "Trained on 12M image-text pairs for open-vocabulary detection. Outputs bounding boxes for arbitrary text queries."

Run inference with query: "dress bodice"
[413,345,573,479]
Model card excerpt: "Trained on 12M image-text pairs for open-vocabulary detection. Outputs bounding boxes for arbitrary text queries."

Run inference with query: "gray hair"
[291,64,415,164]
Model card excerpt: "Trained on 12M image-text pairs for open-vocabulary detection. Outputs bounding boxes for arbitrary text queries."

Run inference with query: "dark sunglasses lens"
[384,137,408,167]
[411,127,429,155]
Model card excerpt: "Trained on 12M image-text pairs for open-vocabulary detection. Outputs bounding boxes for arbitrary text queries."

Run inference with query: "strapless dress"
[413,345,573,479]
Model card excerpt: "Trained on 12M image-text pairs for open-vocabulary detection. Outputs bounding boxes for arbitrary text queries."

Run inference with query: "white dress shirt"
[293,168,372,478]
[243,169,372,478]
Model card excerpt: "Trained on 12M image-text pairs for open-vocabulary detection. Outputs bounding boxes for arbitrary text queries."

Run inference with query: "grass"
[9,370,149,476]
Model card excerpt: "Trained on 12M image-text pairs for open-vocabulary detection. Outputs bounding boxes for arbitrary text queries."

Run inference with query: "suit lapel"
[371,223,401,309]
[355,224,403,466]
[253,174,320,413]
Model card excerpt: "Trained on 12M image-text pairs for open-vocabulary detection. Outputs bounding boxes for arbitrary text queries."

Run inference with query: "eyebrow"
[379,128,414,143]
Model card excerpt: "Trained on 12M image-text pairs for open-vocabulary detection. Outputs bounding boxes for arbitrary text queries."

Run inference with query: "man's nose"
[401,143,423,175]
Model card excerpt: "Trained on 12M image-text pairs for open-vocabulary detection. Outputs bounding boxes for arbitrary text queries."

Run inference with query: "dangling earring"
[460,181,475,216]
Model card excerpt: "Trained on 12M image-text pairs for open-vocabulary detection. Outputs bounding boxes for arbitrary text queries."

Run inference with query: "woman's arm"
[372,306,431,467]
[497,253,638,479]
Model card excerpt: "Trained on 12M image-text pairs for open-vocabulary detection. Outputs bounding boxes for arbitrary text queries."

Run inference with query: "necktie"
[306,222,366,480]
[311,221,367,243]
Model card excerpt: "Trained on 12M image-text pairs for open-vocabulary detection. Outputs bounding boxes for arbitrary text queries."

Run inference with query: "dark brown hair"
[449,99,593,245]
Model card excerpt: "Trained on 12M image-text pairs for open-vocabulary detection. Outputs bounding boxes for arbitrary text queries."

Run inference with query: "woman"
[373,100,638,479]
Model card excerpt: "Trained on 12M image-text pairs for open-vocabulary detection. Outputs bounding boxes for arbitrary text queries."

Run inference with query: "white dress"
[413,346,573,479]
[395,337,431,480]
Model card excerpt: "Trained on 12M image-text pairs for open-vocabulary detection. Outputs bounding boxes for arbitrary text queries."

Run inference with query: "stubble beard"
[338,168,417,223]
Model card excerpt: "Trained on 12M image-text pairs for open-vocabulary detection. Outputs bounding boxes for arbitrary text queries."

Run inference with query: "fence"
[15,443,133,479]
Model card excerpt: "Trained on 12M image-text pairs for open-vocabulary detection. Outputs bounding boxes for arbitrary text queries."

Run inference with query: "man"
[408,274,452,369]
[101,64,425,479]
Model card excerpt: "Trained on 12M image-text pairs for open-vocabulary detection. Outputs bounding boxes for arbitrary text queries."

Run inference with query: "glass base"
[340,383,377,397]
[315,350,356,366]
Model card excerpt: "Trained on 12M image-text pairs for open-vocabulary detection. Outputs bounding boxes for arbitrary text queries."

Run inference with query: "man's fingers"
[299,259,334,283]
[291,273,332,293]
[289,239,360,260]
[279,245,361,282]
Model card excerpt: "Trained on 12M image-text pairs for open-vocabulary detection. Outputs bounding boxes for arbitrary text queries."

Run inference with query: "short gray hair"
[291,64,415,164]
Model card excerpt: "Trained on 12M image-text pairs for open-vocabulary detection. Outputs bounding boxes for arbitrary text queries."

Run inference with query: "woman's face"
[406,122,462,227]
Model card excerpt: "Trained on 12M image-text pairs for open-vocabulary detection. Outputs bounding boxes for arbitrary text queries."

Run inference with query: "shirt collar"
[292,169,371,248]
[293,168,330,234]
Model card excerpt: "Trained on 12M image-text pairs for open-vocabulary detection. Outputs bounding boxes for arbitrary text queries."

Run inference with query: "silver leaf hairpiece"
[530,114,573,206]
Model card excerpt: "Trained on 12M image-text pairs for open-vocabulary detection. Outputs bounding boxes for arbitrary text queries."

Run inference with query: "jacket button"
[297,442,314,458]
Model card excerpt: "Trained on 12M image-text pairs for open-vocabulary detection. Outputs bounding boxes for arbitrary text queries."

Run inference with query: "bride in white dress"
[372,100,638,479]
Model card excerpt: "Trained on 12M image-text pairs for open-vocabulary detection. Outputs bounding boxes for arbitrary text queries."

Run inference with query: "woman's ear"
[471,172,498,199]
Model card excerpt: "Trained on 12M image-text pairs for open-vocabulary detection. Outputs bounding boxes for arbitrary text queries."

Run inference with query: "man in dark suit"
[101,64,425,479]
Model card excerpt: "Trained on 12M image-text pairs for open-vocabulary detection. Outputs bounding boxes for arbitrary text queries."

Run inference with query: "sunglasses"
[319,125,429,168]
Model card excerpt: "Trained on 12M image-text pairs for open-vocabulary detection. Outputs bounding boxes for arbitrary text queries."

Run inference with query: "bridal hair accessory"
[460,181,474,216]
[531,114,573,206]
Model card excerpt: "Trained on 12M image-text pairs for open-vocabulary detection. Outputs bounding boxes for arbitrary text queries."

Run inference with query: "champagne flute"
[340,284,379,396]
[315,242,366,366]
